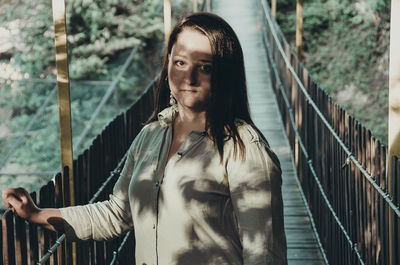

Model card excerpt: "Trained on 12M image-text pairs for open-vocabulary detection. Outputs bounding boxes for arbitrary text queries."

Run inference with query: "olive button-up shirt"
[60,107,287,265]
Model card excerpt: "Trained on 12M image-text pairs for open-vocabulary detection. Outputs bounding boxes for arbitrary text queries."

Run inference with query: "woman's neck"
[175,107,206,133]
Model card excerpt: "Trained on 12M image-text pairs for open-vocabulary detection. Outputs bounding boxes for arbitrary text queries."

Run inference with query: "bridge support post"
[163,0,172,45]
[271,0,277,18]
[296,0,303,61]
[206,0,211,12]
[52,0,76,264]
[389,1,400,265]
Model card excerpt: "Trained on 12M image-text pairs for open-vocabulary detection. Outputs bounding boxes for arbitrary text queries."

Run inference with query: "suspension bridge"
[1,1,399,265]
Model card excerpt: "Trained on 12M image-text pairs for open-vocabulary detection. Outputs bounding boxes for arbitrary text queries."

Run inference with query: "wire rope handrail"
[0,85,58,170]
[19,1,208,264]
[71,46,139,155]
[47,45,139,181]
[260,0,400,218]
[109,230,133,265]
[0,46,136,173]
[0,77,113,86]
[105,1,210,264]
[0,171,54,176]
[261,19,329,265]
[36,75,157,264]
[36,152,128,265]
[0,45,136,177]
[262,17,363,264]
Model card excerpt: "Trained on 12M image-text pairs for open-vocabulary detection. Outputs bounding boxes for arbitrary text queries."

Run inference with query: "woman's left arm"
[227,140,287,265]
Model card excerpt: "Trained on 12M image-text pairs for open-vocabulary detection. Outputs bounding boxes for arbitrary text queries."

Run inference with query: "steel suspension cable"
[40,2,206,264]
[38,76,157,264]
[109,230,133,265]
[0,85,58,170]
[48,45,139,180]
[72,46,139,154]
[261,0,400,218]
[37,152,128,265]
[262,23,330,265]
[263,21,361,264]
[0,171,54,176]
[0,78,113,86]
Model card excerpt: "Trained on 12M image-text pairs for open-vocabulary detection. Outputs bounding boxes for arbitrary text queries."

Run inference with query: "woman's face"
[167,28,213,113]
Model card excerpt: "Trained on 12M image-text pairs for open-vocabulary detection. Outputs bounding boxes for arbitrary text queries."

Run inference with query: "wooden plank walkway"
[212,1,326,264]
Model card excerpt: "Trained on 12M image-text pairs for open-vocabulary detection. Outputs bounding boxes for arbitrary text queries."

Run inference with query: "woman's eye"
[200,64,212,73]
[175,61,184,66]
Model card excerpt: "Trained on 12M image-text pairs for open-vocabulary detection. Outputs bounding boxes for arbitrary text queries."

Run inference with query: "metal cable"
[37,153,128,265]
[0,78,113,86]
[0,45,134,175]
[109,230,133,265]
[262,12,365,264]
[0,172,54,176]
[0,85,58,170]
[261,0,400,218]
[40,1,216,264]
[36,234,66,265]
[72,46,139,154]
[39,71,157,265]
[262,17,329,265]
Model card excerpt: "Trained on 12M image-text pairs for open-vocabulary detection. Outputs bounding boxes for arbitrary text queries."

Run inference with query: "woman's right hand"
[2,187,64,232]
[2,187,40,222]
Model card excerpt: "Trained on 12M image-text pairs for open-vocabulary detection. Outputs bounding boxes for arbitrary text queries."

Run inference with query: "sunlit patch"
[0,62,23,81]
[243,232,268,257]
[235,190,271,210]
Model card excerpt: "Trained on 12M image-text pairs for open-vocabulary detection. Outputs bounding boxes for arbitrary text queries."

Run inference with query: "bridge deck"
[213,1,325,264]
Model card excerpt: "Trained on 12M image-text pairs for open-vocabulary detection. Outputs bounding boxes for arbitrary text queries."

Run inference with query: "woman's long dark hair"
[148,12,264,161]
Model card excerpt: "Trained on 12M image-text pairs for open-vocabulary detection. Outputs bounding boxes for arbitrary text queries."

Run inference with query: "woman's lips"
[181,89,197,92]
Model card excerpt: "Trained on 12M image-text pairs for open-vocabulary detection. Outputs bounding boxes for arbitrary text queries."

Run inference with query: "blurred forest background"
[274,0,390,143]
[0,0,391,212]
[0,0,191,212]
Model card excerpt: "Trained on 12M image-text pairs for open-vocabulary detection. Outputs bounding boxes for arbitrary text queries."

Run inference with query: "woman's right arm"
[55,145,137,241]
[2,135,139,241]
[2,187,64,232]
[2,146,134,241]
[2,125,149,241]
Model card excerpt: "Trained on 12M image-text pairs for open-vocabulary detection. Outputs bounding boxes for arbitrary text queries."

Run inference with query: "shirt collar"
[157,106,208,136]
[158,105,178,128]
[158,106,248,133]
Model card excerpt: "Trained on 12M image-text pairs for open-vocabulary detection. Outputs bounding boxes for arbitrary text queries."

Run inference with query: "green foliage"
[0,0,191,196]
[275,0,389,144]
[368,0,391,22]
[276,0,296,10]
[278,0,330,51]
[10,0,163,79]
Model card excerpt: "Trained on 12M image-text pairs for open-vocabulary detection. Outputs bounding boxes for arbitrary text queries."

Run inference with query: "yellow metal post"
[51,0,76,264]
[206,0,211,12]
[52,0,75,208]
[164,0,172,45]
[193,0,198,12]
[296,0,303,61]
[271,0,277,18]
[388,1,400,265]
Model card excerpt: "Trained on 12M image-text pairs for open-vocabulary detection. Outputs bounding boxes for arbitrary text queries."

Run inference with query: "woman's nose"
[184,66,197,85]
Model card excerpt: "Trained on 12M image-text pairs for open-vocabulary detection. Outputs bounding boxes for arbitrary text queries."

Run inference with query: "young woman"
[2,13,287,265]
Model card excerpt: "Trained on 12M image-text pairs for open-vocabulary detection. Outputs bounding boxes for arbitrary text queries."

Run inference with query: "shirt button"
[155,181,159,187]
[153,224,156,229]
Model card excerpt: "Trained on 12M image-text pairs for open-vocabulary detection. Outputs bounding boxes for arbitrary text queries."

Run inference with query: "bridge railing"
[1,78,156,265]
[1,2,209,265]
[260,1,399,265]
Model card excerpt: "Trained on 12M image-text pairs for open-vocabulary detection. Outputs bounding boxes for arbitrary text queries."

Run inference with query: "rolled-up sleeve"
[60,142,136,241]
[227,140,287,265]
